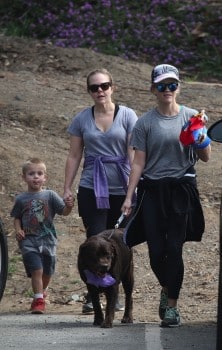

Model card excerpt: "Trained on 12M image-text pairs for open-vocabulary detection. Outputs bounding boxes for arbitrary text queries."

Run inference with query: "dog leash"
[115,213,126,229]
[108,213,126,239]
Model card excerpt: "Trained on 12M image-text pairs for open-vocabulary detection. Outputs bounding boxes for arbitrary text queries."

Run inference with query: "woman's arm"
[121,149,146,216]
[196,143,211,162]
[127,134,135,166]
[63,135,84,200]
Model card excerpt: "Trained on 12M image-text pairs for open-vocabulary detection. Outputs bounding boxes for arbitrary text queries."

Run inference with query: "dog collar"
[84,269,116,287]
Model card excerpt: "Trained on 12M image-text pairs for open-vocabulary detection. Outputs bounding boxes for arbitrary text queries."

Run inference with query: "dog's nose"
[99,265,109,273]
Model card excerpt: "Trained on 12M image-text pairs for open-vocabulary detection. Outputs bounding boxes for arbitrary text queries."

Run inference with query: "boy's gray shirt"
[10,189,65,237]
[130,106,200,179]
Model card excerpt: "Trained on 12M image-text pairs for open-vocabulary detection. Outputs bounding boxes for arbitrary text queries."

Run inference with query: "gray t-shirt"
[67,105,138,194]
[130,105,200,179]
[10,189,65,237]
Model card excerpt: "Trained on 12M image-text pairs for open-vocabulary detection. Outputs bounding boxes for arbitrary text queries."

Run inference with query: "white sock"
[34,293,43,299]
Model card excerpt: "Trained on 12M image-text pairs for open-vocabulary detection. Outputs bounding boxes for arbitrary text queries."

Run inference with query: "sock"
[34,293,43,299]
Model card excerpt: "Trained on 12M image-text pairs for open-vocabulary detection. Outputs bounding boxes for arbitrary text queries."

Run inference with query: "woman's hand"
[63,189,73,202]
[64,194,75,208]
[121,197,133,217]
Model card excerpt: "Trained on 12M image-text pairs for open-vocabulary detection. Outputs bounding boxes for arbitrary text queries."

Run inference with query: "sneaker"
[82,302,94,314]
[82,301,104,313]
[161,307,181,327]
[31,298,45,314]
[159,288,168,320]
[115,301,124,312]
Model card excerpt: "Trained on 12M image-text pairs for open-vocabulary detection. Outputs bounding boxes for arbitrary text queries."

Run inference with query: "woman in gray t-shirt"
[122,64,211,327]
[63,68,138,313]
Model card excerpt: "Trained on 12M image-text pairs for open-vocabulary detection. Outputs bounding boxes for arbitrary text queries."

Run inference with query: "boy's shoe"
[159,288,168,320]
[161,307,181,327]
[43,290,50,304]
[31,298,45,314]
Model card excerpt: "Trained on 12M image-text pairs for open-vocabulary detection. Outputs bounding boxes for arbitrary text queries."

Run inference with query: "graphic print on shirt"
[24,199,49,235]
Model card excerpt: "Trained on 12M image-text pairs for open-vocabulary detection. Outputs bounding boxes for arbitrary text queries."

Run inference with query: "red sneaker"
[31,298,45,314]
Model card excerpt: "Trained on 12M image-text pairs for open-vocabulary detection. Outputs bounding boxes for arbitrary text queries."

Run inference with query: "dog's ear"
[102,236,117,260]
[78,243,84,255]
[78,243,90,267]
[110,242,117,262]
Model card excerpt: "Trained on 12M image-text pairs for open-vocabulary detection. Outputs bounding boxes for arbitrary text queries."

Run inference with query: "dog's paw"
[121,316,133,324]
[93,318,104,326]
[101,321,113,328]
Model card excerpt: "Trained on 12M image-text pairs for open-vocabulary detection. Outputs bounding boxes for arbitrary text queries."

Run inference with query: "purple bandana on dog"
[84,269,116,287]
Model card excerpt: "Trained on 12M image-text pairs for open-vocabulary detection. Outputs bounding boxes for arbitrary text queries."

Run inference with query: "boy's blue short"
[18,234,57,277]
[23,251,56,277]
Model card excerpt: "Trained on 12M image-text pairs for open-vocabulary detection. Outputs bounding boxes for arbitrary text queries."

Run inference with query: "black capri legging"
[141,190,186,300]
[77,186,127,238]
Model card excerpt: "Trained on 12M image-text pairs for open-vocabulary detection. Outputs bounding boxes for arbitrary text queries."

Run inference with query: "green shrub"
[0,0,221,80]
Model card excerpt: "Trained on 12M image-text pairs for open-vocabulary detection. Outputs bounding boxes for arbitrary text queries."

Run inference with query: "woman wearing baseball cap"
[122,64,211,327]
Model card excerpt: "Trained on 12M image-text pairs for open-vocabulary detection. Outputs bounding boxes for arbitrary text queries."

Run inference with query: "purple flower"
[3,0,220,78]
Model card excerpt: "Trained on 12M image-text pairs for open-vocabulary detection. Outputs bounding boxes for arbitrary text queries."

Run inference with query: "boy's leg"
[23,252,45,314]
[30,268,45,314]
[31,268,44,295]
[30,250,55,313]
[41,252,55,300]
[42,273,51,299]
[42,274,51,290]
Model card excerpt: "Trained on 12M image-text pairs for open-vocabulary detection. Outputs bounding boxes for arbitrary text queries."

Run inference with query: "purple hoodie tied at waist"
[84,155,129,209]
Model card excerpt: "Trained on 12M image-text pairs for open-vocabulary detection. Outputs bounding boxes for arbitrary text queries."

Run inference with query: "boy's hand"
[16,229,25,241]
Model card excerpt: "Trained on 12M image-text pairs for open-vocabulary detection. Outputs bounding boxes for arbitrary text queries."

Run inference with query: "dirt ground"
[0,35,222,325]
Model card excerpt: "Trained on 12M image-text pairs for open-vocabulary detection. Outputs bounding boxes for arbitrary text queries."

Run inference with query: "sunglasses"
[88,82,112,93]
[155,82,178,92]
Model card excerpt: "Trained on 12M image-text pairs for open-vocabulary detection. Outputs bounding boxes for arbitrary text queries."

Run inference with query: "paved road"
[0,314,216,350]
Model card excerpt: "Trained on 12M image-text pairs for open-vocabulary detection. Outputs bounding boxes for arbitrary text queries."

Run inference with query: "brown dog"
[78,229,134,328]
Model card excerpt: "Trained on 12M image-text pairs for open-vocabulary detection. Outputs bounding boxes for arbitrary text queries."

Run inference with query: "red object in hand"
[179,111,207,147]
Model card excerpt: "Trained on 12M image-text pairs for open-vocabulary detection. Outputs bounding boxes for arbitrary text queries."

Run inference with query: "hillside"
[0,35,222,324]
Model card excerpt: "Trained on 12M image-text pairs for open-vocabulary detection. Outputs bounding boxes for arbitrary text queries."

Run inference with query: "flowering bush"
[1,0,222,79]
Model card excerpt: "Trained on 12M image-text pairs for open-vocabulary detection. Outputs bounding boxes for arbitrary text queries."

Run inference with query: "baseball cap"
[151,64,180,83]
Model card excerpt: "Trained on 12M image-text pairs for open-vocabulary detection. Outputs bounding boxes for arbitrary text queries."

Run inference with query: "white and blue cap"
[151,64,180,83]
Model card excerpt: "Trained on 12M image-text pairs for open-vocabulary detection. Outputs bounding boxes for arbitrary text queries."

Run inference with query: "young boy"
[11,157,74,314]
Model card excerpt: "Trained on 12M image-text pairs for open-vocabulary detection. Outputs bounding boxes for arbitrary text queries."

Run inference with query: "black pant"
[77,186,127,238]
[142,190,185,300]
[78,186,125,305]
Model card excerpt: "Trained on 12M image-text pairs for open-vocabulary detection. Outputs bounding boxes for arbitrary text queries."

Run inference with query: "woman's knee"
[149,249,165,269]
[166,242,183,261]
